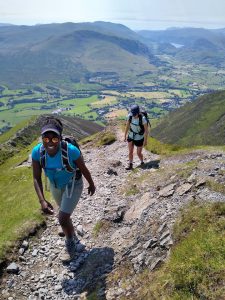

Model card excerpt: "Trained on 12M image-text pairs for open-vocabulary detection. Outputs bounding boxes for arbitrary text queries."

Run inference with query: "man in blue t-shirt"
[124,104,148,170]
[32,116,95,262]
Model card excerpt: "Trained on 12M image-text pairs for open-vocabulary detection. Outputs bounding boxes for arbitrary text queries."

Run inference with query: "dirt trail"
[1,125,225,300]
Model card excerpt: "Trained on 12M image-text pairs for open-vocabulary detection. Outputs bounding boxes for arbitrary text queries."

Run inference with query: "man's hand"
[88,184,96,196]
[143,140,147,146]
[40,200,54,215]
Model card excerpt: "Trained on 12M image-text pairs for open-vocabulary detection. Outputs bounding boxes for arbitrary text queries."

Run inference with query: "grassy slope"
[109,125,225,299]
[0,142,46,262]
[151,90,225,146]
[0,126,113,263]
[135,201,225,299]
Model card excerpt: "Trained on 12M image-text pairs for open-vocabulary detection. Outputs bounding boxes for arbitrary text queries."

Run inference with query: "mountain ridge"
[2,22,225,87]
[0,22,157,85]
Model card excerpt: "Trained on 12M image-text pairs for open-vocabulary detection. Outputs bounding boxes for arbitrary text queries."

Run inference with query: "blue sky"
[1,0,225,30]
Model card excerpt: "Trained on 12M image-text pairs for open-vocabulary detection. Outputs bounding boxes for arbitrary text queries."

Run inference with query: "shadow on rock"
[62,247,114,299]
[138,159,160,170]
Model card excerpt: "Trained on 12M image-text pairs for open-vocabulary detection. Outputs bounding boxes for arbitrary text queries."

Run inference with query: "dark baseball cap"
[41,124,62,136]
[131,104,140,116]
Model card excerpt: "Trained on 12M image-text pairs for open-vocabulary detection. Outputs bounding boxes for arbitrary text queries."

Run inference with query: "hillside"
[151,90,225,146]
[0,114,103,165]
[1,22,225,88]
[138,27,225,66]
[0,124,224,299]
[0,22,157,86]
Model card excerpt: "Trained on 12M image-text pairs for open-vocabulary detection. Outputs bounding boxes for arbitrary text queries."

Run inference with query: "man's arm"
[32,159,54,214]
[75,156,96,195]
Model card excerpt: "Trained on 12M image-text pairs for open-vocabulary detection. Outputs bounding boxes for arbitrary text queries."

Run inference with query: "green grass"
[152,90,225,147]
[206,179,225,194]
[80,129,115,146]
[145,136,184,155]
[96,131,116,146]
[2,87,24,95]
[134,201,225,300]
[92,220,111,238]
[72,83,102,91]
[0,94,101,129]
[125,183,140,196]
[0,116,37,144]
[0,108,53,127]
[0,143,49,261]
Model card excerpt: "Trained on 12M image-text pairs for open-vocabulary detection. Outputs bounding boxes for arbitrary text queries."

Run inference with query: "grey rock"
[195,178,206,187]
[6,263,20,274]
[176,183,192,196]
[158,183,176,197]
[150,258,163,271]
[160,230,170,241]
[21,240,29,249]
[32,249,38,256]
[76,225,84,236]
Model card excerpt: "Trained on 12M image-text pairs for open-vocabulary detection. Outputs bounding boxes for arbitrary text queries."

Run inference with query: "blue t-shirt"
[128,114,147,140]
[32,143,81,188]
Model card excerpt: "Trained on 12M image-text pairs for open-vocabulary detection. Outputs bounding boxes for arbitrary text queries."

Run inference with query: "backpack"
[129,108,151,135]
[40,135,82,180]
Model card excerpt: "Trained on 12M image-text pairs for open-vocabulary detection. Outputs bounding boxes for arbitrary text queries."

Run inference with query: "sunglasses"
[42,137,60,144]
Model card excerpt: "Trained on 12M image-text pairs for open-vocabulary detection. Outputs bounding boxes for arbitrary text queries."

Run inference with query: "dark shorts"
[127,138,144,147]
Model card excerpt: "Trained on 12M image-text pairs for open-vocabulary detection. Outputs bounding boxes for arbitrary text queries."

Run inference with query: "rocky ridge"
[1,125,225,299]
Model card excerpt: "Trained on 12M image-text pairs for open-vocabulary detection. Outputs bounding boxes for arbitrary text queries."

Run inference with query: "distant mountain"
[138,28,223,46]
[2,23,225,87]
[151,90,225,146]
[0,23,14,27]
[0,22,141,49]
[0,22,157,86]
[138,27,225,66]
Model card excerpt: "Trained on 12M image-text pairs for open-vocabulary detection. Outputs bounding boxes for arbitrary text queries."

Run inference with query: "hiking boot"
[60,238,85,263]
[141,161,144,166]
[125,163,133,170]
[60,238,78,262]
[57,226,65,237]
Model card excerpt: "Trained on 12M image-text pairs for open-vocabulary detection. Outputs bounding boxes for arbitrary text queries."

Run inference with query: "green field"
[0,72,220,134]
[0,92,100,130]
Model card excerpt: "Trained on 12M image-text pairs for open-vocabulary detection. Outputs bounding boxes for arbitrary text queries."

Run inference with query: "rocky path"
[1,126,225,300]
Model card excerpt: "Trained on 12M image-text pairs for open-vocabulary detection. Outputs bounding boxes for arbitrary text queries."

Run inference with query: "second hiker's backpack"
[40,135,82,179]
[129,107,151,135]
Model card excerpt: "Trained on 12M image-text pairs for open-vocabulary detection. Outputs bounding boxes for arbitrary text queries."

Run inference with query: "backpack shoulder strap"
[138,113,145,135]
[40,144,46,168]
[139,114,143,126]
[61,141,75,173]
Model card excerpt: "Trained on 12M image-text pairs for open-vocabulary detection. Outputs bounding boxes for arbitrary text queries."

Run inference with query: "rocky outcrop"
[1,125,225,300]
